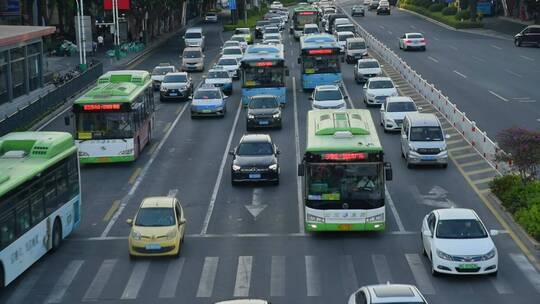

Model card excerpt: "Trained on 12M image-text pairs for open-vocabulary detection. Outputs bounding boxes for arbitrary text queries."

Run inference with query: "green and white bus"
[290,5,319,39]
[298,110,393,232]
[73,70,154,164]
[0,132,81,287]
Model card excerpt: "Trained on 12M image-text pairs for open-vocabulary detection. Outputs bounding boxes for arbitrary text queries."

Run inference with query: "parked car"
[514,25,540,47]
[399,32,426,51]
[230,134,280,185]
[160,72,193,102]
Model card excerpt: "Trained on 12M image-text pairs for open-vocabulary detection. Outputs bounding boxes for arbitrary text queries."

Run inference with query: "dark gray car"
[246,95,282,130]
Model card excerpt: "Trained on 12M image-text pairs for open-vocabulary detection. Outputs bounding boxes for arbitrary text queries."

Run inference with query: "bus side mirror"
[64,116,70,126]
[297,163,305,176]
[384,162,393,181]
[297,57,301,64]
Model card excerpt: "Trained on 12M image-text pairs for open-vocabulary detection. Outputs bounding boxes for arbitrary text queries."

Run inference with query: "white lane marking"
[453,70,467,78]
[245,188,267,219]
[271,256,286,297]
[45,260,85,303]
[433,36,440,41]
[410,25,416,29]
[293,77,305,234]
[488,90,509,102]
[6,264,45,304]
[121,261,150,299]
[405,254,436,295]
[305,256,322,297]
[372,254,393,284]
[386,189,405,232]
[234,256,253,297]
[490,44,502,50]
[387,31,393,35]
[196,257,219,297]
[200,101,243,235]
[509,253,540,293]
[520,55,535,61]
[167,188,179,198]
[472,56,486,62]
[379,25,385,29]
[83,259,117,302]
[504,69,523,78]
[449,45,458,51]
[489,276,514,294]
[158,258,186,298]
[340,255,359,295]
[100,103,189,237]
[427,56,439,63]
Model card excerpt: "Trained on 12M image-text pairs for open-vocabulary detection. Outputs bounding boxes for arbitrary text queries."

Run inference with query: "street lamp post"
[75,0,87,71]
[112,0,121,60]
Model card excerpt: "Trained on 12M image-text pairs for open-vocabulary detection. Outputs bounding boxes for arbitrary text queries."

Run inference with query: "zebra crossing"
[4,252,540,303]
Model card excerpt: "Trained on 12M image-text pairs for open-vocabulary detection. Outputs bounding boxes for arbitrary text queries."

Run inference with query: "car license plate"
[422,156,437,161]
[259,120,269,125]
[249,173,261,179]
[459,263,478,269]
[145,244,162,250]
[338,224,352,231]
[169,93,177,96]
[202,109,212,113]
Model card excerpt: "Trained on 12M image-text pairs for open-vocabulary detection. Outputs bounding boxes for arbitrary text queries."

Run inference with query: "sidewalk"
[482,16,531,37]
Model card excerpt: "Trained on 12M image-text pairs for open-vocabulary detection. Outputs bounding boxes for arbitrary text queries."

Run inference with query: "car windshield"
[349,42,366,49]
[223,48,242,55]
[163,75,187,83]
[315,89,342,100]
[265,34,281,40]
[135,207,175,227]
[436,219,488,239]
[387,102,417,112]
[185,32,202,39]
[194,90,220,99]
[265,28,279,34]
[224,41,240,48]
[237,142,274,156]
[410,126,443,141]
[249,97,279,109]
[304,27,319,34]
[408,34,423,39]
[369,80,394,89]
[206,13,216,16]
[231,36,246,42]
[337,25,355,33]
[218,58,238,66]
[235,29,250,34]
[152,67,174,75]
[183,51,201,58]
[359,61,379,68]
[257,21,270,27]
[339,34,354,41]
[208,71,230,79]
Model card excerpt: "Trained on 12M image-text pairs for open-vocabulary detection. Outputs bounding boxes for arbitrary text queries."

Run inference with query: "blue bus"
[299,34,342,90]
[241,44,288,106]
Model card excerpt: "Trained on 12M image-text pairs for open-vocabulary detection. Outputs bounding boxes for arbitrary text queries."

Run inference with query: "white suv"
[362,77,398,106]
[310,85,348,110]
[184,27,205,49]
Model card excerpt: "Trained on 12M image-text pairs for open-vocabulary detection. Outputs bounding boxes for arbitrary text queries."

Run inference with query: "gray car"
[160,72,193,101]
[246,95,282,130]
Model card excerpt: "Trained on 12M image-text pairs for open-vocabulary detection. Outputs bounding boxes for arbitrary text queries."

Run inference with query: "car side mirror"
[380,106,384,112]
[384,162,392,181]
[276,149,280,155]
[64,116,70,126]
[297,57,301,64]
[179,219,187,226]
[126,218,133,226]
[423,230,432,238]
[490,229,499,236]
[445,134,451,139]
[297,163,305,176]
[229,149,235,156]
[363,84,367,89]
[309,97,313,100]
[344,96,349,100]
[402,134,408,140]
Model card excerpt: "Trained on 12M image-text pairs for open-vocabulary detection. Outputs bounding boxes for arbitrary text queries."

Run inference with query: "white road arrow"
[410,185,455,208]
[245,188,267,220]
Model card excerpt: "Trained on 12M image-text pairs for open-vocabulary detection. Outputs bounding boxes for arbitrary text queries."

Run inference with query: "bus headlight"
[166,229,177,240]
[119,149,134,155]
[306,214,325,223]
[131,230,142,241]
[365,213,384,223]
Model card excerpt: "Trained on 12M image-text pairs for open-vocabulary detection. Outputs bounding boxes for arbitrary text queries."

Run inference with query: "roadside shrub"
[441,6,457,15]
[515,204,540,240]
[455,10,470,20]
[429,3,445,12]
[490,175,528,213]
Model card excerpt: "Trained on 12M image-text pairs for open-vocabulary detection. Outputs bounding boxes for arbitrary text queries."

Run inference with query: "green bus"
[290,5,319,39]
[298,110,393,232]
[0,132,81,287]
[72,70,154,164]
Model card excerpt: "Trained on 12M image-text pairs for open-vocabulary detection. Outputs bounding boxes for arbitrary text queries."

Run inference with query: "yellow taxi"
[127,196,186,258]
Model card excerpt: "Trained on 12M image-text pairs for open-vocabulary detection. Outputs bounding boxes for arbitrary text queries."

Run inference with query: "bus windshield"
[76,112,132,139]
[303,54,340,74]
[243,66,285,88]
[306,163,384,209]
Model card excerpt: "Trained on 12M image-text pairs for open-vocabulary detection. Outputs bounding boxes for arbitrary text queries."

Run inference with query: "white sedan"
[362,77,398,106]
[380,96,419,132]
[399,33,426,51]
[421,208,499,276]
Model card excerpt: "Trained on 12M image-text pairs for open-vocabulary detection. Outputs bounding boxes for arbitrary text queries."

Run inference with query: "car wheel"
[514,39,521,47]
[406,155,414,169]
[383,127,388,133]
[441,163,448,169]
[421,46,426,51]
[273,177,280,185]
[129,253,137,260]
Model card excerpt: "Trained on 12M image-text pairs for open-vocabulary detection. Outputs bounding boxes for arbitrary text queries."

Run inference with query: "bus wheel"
[52,219,62,251]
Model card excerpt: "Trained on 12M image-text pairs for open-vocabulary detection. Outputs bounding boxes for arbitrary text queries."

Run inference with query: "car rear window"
[407,34,423,39]
[194,90,220,99]
[163,75,187,83]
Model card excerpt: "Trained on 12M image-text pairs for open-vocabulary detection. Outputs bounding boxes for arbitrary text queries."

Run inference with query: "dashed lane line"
[488,90,509,102]
[102,200,121,222]
[128,167,141,185]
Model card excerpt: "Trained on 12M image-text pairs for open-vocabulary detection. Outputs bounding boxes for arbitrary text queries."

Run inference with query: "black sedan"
[230,134,280,185]
[247,95,282,130]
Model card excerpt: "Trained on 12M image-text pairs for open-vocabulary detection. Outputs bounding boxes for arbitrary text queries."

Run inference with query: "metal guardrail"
[0,62,103,137]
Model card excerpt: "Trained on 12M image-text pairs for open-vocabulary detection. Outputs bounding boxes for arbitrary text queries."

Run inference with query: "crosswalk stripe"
[509,253,540,293]
[196,257,219,297]
[121,261,150,300]
[340,255,359,295]
[83,259,117,302]
[489,276,514,294]
[234,256,253,297]
[158,258,186,298]
[44,260,84,303]
[270,256,286,297]
[405,254,435,295]
[305,255,322,297]
[6,264,45,304]
[372,254,393,284]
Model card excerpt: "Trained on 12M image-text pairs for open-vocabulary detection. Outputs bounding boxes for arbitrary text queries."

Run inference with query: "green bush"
[399,3,482,28]
[455,10,471,20]
[490,175,527,213]
[515,204,540,240]
[441,6,457,15]
[429,3,445,12]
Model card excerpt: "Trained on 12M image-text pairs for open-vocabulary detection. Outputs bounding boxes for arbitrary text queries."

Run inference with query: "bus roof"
[97,70,151,85]
[306,110,382,153]
[242,48,285,62]
[0,132,76,198]
[300,34,340,50]
[74,71,151,105]
[293,5,318,12]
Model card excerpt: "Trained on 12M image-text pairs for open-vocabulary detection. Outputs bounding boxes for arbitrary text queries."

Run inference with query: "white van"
[184,27,205,50]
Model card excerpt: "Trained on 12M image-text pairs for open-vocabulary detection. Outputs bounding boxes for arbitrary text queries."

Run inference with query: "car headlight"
[408,144,417,152]
[436,249,454,261]
[440,145,447,152]
[269,164,278,171]
[160,86,167,92]
[131,230,141,241]
[366,213,384,223]
[178,85,188,91]
[232,164,241,171]
[78,151,89,157]
[248,114,255,119]
[385,118,395,125]
[166,229,177,240]
[119,149,134,155]
[306,213,325,223]
[273,112,281,118]
[481,248,497,260]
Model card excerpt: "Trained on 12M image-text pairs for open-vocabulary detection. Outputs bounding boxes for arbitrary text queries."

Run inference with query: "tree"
[496,127,540,183]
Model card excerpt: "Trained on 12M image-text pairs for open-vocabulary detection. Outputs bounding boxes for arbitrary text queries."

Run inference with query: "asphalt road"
[1,14,540,304]
[338,0,540,137]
